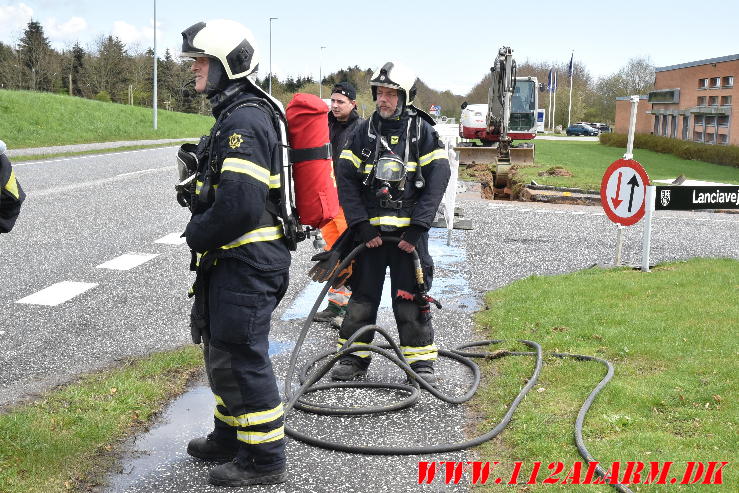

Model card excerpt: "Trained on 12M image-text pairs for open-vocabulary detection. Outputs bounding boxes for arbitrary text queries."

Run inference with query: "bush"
[599,133,739,168]
[94,90,112,102]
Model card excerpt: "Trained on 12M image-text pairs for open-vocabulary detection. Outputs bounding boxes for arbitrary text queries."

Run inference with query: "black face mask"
[205,58,230,97]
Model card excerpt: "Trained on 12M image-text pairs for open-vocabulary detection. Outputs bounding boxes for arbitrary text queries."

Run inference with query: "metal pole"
[153,0,157,129]
[614,225,625,266]
[319,46,326,99]
[552,74,556,131]
[567,54,573,128]
[624,95,639,159]
[269,17,277,95]
[641,185,655,272]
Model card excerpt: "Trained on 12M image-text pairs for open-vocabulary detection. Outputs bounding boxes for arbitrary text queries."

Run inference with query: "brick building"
[614,54,738,146]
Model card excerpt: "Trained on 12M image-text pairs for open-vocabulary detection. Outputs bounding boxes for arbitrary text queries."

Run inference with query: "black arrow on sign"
[627,174,640,212]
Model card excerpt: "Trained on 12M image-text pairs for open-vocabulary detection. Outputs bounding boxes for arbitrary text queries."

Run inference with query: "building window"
[718,134,728,145]
[723,76,734,88]
[695,115,704,127]
[718,115,730,127]
[697,96,707,106]
[694,131,703,142]
[705,115,717,126]
[710,77,721,88]
[698,78,708,89]
[709,96,719,106]
[721,95,732,106]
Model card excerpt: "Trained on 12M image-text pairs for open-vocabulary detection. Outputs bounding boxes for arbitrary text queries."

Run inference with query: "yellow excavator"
[456,46,538,197]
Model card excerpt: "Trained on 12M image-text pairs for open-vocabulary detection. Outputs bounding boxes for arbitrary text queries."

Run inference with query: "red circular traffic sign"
[600,158,650,226]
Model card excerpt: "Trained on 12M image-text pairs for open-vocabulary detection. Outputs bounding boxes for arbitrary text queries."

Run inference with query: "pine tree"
[18,20,52,91]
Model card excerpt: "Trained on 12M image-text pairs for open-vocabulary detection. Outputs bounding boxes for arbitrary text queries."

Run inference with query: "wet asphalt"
[1,146,737,492]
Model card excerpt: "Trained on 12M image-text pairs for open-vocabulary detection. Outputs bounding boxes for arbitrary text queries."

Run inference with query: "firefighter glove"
[308,249,342,283]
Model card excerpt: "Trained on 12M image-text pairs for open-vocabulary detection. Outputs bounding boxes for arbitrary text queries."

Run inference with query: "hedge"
[599,133,739,168]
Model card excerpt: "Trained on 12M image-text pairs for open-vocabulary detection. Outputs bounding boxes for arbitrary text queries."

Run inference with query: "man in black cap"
[312,82,362,327]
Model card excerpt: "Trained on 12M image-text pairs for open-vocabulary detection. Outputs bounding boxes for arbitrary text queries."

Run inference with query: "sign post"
[641,185,656,272]
[601,159,650,267]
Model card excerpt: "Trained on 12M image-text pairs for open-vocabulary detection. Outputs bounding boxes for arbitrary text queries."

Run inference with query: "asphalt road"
[1,147,737,492]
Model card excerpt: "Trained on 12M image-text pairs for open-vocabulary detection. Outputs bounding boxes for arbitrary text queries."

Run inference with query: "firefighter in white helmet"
[179,19,289,487]
[330,61,451,386]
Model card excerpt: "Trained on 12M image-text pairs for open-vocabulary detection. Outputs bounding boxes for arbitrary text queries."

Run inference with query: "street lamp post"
[319,46,326,99]
[269,17,277,95]
[153,0,157,129]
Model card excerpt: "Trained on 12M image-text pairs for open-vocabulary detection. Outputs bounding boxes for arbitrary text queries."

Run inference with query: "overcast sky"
[1,0,737,95]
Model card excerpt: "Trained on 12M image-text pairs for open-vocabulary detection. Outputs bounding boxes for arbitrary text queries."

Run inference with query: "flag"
[547,68,557,92]
[568,52,574,78]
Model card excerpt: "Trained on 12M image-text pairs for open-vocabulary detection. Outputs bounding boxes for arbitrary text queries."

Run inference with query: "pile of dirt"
[465,163,495,199]
[538,166,573,177]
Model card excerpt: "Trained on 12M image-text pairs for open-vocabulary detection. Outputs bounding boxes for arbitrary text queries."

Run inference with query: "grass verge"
[10,142,196,162]
[0,90,213,149]
[511,140,739,190]
[0,345,203,493]
[472,258,738,491]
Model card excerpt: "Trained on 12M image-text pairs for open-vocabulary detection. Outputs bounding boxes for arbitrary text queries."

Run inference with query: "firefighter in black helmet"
[332,61,451,387]
[179,19,289,487]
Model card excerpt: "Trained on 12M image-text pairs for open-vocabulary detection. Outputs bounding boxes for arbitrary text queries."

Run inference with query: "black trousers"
[338,230,437,365]
[196,257,289,472]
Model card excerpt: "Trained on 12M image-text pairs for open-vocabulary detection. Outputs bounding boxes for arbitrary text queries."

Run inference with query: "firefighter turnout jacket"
[336,108,450,237]
[184,87,291,271]
[0,153,25,233]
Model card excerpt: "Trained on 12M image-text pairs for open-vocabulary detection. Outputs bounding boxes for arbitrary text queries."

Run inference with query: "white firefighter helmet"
[369,61,417,105]
[181,20,259,80]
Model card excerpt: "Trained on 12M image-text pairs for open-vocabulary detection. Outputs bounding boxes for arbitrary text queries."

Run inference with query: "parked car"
[594,123,611,133]
[566,124,599,136]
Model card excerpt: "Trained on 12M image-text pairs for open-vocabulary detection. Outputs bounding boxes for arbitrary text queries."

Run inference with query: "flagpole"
[552,71,557,131]
[567,51,574,128]
[548,88,552,131]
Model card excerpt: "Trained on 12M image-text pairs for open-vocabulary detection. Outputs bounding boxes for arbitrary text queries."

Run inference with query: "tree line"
[0,20,654,123]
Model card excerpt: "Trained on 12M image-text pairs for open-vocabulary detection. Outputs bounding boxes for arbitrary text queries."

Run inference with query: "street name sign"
[600,158,650,226]
[655,185,739,210]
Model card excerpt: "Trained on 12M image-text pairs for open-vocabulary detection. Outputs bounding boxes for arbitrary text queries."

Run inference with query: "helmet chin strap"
[207,79,247,109]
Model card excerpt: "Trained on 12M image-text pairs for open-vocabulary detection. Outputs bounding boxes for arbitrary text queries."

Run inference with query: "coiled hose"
[283,238,633,492]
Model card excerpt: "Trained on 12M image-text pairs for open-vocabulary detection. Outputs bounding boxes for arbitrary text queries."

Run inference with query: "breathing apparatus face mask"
[373,151,408,199]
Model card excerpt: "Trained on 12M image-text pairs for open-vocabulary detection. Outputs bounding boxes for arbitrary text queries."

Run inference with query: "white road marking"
[96,253,159,270]
[155,233,187,245]
[32,166,175,198]
[13,147,181,167]
[16,281,98,306]
[572,211,588,215]
[117,168,165,178]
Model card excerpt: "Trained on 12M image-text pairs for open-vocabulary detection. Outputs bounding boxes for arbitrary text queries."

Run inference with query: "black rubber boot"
[187,433,240,462]
[208,460,286,487]
[330,355,370,381]
[410,361,438,389]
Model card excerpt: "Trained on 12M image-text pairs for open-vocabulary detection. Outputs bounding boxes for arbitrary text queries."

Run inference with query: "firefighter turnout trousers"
[338,230,437,366]
[195,257,288,472]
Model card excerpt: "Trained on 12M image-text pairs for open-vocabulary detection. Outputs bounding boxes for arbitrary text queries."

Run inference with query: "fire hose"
[283,237,633,493]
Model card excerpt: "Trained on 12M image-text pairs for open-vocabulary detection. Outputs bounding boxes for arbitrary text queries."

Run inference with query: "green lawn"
[0,90,213,149]
[472,258,738,491]
[0,346,203,493]
[513,140,739,190]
